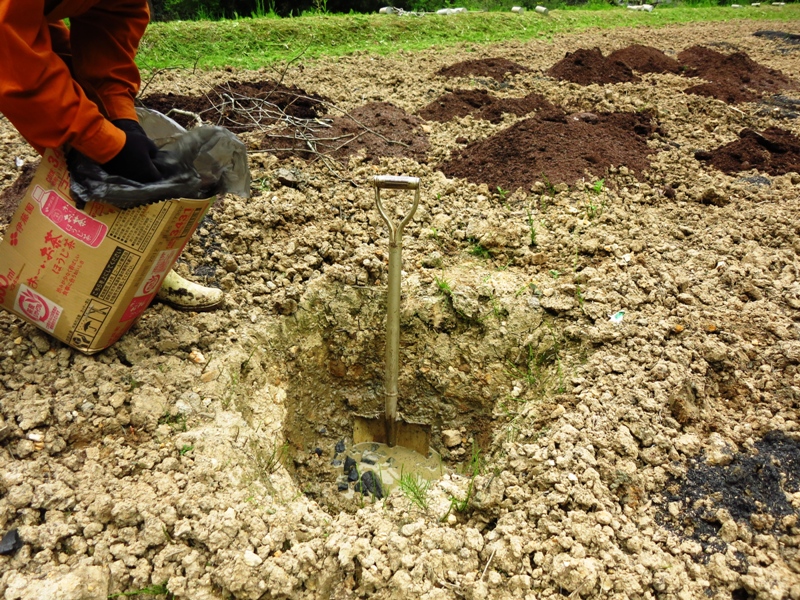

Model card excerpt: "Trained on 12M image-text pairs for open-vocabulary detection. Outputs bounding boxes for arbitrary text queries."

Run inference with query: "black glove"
[102,119,161,183]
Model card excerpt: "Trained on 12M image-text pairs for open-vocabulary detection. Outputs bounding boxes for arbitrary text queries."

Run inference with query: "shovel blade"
[353,415,431,456]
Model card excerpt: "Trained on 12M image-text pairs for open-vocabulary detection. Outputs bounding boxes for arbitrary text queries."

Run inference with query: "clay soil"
[2,19,800,600]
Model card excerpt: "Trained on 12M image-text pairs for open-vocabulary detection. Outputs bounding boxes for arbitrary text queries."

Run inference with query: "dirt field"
[2,17,800,600]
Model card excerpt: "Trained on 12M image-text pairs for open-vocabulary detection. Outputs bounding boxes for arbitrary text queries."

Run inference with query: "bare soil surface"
[2,19,800,600]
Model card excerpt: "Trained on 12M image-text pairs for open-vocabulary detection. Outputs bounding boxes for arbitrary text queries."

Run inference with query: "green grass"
[398,472,431,512]
[109,584,171,598]
[137,5,800,70]
[435,273,453,296]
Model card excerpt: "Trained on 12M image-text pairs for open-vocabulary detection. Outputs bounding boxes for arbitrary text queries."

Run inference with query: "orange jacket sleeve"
[0,0,149,164]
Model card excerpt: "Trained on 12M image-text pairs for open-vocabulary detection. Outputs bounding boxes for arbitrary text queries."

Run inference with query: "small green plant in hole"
[158,412,187,432]
[179,444,194,456]
[575,284,585,307]
[109,583,171,598]
[549,269,561,280]
[526,209,538,247]
[465,441,485,477]
[496,186,508,200]
[540,173,556,197]
[435,274,452,297]
[398,471,430,512]
[126,376,142,392]
[468,238,491,259]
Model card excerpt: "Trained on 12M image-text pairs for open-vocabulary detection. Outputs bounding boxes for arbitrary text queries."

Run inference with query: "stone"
[275,168,304,189]
[243,550,263,567]
[15,388,51,431]
[8,566,110,600]
[551,554,599,593]
[354,470,384,499]
[0,529,23,555]
[674,433,702,456]
[705,433,734,466]
[442,429,462,448]
[540,294,575,314]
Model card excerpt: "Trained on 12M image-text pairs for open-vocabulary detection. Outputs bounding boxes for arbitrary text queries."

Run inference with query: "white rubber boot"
[156,269,224,311]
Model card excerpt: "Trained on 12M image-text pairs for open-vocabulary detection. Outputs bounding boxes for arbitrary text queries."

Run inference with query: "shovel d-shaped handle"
[373,176,419,447]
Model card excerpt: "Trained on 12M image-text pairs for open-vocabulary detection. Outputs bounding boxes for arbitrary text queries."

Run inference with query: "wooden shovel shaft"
[385,240,401,446]
[373,176,420,447]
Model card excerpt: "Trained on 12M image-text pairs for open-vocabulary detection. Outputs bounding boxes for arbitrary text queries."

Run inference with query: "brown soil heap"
[142,79,329,131]
[418,89,558,124]
[683,82,761,104]
[436,57,529,81]
[439,111,657,192]
[695,127,800,176]
[474,93,559,124]
[607,44,681,74]
[265,101,430,164]
[678,45,797,103]
[417,89,495,122]
[546,47,641,85]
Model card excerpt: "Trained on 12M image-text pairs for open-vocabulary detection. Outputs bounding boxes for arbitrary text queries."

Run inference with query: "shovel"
[353,176,432,456]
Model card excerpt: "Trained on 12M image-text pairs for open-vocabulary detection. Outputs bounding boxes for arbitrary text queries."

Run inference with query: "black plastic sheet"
[68,109,250,209]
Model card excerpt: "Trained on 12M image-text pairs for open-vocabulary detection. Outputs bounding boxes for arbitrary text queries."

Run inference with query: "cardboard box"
[0,148,213,354]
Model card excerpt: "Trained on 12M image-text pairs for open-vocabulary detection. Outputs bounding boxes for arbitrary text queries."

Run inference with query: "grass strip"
[137,5,800,70]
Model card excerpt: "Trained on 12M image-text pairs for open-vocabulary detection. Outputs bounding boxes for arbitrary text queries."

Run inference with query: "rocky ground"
[1,16,800,600]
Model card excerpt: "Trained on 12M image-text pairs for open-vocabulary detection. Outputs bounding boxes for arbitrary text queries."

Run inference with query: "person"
[0,0,223,311]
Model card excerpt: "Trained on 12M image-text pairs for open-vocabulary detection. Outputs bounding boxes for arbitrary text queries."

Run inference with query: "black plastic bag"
[68,109,250,209]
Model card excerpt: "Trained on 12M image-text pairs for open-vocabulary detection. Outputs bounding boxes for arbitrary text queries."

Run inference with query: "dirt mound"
[547,47,640,85]
[474,93,559,124]
[139,92,208,129]
[142,79,329,132]
[418,89,558,124]
[695,127,800,176]
[0,160,37,228]
[436,57,529,81]
[265,101,430,163]
[684,81,761,104]
[607,44,681,74]
[439,111,657,191]
[678,45,797,103]
[417,89,495,121]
